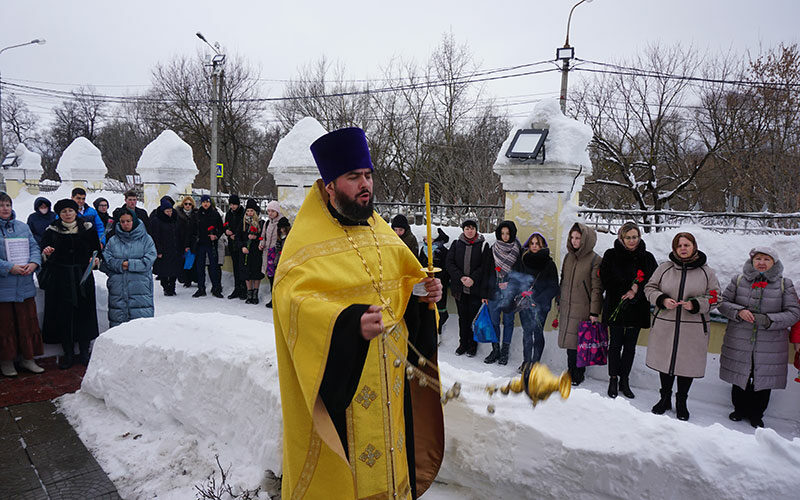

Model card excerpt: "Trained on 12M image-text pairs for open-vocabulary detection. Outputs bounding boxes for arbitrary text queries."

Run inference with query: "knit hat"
[160,197,174,211]
[266,200,281,214]
[310,127,374,185]
[391,214,411,232]
[200,194,212,203]
[750,246,779,262]
[229,194,241,205]
[92,197,107,210]
[277,217,291,229]
[461,219,478,229]
[246,198,261,214]
[54,199,80,214]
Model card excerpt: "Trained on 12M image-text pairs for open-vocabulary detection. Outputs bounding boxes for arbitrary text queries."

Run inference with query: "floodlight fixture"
[556,47,575,61]
[505,129,548,164]
[2,153,17,168]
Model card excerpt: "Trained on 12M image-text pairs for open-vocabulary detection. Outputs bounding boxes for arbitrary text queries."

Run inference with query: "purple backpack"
[576,321,609,368]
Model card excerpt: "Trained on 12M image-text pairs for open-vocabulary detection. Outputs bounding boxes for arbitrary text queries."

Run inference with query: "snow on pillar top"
[268,117,328,187]
[56,137,107,184]
[136,130,199,190]
[2,143,43,181]
[494,98,593,192]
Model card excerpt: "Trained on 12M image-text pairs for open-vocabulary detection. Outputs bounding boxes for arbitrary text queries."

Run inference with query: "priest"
[273,127,444,499]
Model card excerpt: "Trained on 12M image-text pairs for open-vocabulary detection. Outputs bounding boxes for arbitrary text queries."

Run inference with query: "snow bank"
[56,137,107,182]
[495,98,593,172]
[59,312,281,498]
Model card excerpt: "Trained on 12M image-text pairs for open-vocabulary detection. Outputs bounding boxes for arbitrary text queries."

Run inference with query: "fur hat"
[310,127,373,185]
[246,198,261,214]
[229,194,241,205]
[54,199,80,214]
[277,216,291,229]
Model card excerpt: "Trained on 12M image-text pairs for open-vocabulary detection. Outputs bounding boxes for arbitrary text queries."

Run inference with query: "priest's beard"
[334,188,374,222]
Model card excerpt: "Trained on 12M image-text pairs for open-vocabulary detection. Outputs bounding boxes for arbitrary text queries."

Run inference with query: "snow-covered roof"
[268,117,327,175]
[136,130,198,188]
[56,137,107,181]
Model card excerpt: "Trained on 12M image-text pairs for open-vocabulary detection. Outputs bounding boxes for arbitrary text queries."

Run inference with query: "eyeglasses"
[183,202,192,206]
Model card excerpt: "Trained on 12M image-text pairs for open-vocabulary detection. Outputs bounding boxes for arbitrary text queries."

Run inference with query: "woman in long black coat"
[176,196,196,287]
[599,221,658,399]
[40,199,101,369]
[149,197,183,296]
[238,199,265,304]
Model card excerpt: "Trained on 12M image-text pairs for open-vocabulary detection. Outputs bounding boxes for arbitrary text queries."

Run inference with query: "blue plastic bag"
[472,303,499,343]
[183,250,195,270]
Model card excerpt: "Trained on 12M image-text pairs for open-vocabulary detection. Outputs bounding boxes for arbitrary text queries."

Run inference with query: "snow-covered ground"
[53,258,800,499]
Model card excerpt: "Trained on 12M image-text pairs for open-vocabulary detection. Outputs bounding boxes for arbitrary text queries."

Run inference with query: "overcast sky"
[2,0,799,126]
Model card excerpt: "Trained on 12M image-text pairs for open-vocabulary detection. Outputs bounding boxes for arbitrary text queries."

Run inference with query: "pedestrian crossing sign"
[216,163,223,178]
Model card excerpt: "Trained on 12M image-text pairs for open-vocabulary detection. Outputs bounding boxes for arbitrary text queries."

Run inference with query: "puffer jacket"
[718,259,800,390]
[26,197,56,248]
[644,251,720,378]
[0,211,42,302]
[557,223,603,349]
[101,221,157,327]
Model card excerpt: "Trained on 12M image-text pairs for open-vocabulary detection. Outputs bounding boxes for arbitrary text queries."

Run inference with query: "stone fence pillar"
[56,137,107,192]
[136,130,199,211]
[1,143,43,198]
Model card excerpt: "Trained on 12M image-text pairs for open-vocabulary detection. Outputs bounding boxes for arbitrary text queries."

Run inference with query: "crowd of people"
[0,188,291,374]
[403,218,800,428]
[2,184,799,428]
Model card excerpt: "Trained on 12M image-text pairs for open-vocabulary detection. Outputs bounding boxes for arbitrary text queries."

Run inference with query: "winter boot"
[211,287,224,299]
[651,389,672,415]
[483,343,500,364]
[498,344,510,366]
[607,376,618,399]
[58,352,74,370]
[675,393,690,421]
[19,359,44,374]
[619,376,635,399]
[1,360,17,377]
[750,417,765,428]
[251,289,259,305]
[265,299,273,308]
[192,289,207,298]
[228,288,241,299]
[244,289,253,304]
[571,368,585,386]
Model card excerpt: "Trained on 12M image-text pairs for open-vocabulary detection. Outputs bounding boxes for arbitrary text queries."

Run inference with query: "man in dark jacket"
[26,197,55,249]
[107,190,150,240]
[224,194,246,299]
[446,219,490,357]
[185,194,224,298]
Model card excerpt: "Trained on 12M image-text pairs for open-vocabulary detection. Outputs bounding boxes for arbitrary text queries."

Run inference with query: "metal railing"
[373,201,504,233]
[579,207,800,235]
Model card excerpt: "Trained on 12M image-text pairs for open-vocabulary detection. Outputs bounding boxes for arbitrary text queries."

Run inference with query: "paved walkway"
[1,399,120,499]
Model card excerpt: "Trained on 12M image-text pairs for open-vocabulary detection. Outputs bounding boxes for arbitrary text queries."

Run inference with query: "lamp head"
[32,39,46,45]
[196,32,207,42]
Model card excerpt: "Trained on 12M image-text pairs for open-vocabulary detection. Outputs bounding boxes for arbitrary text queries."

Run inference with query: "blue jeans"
[520,307,547,363]
[488,299,516,344]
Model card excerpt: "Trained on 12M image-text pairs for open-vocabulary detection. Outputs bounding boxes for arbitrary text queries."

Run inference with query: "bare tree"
[1,92,39,155]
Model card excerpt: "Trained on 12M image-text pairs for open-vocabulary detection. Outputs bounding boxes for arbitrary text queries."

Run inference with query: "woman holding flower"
[482,220,522,365]
[644,232,720,421]
[239,199,266,304]
[718,247,800,428]
[184,194,224,298]
[599,222,658,399]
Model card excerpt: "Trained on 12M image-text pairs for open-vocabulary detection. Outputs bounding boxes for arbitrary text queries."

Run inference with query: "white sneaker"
[1,360,18,377]
[20,359,44,374]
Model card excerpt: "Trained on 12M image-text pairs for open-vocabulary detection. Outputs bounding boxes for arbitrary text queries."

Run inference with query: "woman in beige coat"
[557,222,603,386]
[644,232,720,421]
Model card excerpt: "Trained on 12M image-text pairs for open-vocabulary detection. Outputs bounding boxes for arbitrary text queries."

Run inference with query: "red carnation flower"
[259,237,264,241]
[223,222,229,227]
[552,318,559,328]
[495,266,502,272]
[752,281,767,289]
[249,226,259,233]
[207,226,215,232]
[636,269,645,282]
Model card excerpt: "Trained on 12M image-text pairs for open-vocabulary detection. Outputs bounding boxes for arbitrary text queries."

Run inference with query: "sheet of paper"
[4,238,30,266]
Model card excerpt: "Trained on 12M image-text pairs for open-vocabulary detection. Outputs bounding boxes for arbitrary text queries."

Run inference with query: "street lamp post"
[557,0,592,114]
[0,38,46,157]
[196,32,225,199]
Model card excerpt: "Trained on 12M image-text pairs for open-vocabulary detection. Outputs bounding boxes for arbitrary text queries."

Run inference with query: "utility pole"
[196,32,225,199]
[0,39,46,158]
[557,0,593,114]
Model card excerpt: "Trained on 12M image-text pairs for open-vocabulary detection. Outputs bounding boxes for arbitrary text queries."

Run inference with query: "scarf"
[261,212,281,250]
[61,220,79,234]
[492,239,520,275]
[459,233,485,294]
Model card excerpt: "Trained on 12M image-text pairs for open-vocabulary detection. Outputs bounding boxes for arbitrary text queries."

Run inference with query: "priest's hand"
[419,277,443,304]
[360,305,384,340]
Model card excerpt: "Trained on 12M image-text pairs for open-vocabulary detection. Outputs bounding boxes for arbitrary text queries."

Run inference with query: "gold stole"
[273,180,427,499]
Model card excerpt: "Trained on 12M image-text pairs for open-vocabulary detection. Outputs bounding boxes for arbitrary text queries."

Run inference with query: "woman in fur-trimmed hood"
[717,246,800,428]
